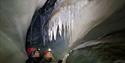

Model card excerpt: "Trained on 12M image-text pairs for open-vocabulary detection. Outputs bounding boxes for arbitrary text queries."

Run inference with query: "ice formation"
[48,0,89,41]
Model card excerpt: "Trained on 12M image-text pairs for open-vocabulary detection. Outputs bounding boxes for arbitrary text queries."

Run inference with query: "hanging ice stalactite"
[48,0,90,41]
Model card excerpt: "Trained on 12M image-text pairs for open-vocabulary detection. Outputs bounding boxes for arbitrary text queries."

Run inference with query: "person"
[41,48,54,63]
[26,48,42,63]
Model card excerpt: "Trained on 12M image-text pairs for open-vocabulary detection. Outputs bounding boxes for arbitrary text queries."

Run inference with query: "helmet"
[26,48,37,55]
[48,48,52,52]
[26,48,41,55]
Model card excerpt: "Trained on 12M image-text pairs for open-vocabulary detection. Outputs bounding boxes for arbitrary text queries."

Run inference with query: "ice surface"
[48,0,90,41]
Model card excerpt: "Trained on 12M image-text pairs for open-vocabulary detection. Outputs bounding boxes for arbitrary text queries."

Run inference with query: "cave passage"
[0,0,125,63]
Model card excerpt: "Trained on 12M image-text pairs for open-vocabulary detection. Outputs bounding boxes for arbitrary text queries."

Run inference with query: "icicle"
[49,29,53,41]
[58,16,62,36]
[53,23,58,40]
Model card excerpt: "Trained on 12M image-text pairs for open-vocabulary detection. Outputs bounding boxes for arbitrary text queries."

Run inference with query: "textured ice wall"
[48,0,125,47]
[0,0,46,63]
